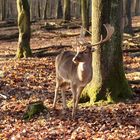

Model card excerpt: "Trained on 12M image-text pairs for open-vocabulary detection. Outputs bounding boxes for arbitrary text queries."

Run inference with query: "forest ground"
[0,17,140,140]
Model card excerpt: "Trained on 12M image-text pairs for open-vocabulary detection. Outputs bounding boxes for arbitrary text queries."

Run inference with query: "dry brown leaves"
[0,19,140,140]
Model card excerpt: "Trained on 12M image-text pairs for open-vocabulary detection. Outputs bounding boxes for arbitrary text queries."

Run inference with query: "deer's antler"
[76,24,114,48]
[91,24,114,46]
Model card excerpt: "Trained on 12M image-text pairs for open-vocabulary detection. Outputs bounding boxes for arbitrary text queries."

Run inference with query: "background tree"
[16,0,32,58]
[82,0,132,104]
[75,0,81,19]
[63,0,71,21]
[135,0,140,16]
[1,0,7,21]
[81,0,90,36]
[43,0,48,19]
[37,0,41,19]
[56,0,63,19]
[123,0,134,35]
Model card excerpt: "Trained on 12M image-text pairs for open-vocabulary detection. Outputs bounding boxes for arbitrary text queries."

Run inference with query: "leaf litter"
[0,19,140,139]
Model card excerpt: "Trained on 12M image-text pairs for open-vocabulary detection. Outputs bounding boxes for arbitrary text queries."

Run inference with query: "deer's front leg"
[75,87,84,111]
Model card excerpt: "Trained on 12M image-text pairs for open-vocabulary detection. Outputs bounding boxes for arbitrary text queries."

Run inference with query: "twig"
[0,93,7,99]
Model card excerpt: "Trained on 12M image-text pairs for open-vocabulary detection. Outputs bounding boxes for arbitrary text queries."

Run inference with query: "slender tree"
[56,0,63,19]
[81,0,90,36]
[63,0,71,21]
[37,0,41,19]
[135,0,140,16]
[16,0,32,58]
[123,0,134,35]
[131,0,136,16]
[75,0,81,19]
[43,0,48,19]
[82,0,132,104]
[1,0,7,21]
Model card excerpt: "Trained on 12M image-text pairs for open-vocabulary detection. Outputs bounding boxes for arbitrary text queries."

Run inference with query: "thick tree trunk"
[81,0,89,36]
[63,0,71,21]
[82,0,132,104]
[16,0,32,58]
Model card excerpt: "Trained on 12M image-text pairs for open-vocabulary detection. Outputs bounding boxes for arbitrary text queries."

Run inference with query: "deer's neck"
[77,62,92,82]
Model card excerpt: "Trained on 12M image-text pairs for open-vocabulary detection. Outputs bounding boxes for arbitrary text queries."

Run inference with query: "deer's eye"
[84,51,88,54]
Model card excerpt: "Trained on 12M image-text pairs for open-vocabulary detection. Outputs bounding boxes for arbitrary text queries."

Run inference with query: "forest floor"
[0,17,140,140]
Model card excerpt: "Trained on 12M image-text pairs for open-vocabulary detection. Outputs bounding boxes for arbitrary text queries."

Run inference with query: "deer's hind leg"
[75,87,84,111]
[61,87,67,110]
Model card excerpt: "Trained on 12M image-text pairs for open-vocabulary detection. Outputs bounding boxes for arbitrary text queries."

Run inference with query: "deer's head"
[72,24,114,64]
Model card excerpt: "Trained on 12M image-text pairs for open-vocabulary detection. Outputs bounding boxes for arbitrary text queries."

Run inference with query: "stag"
[53,24,114,118]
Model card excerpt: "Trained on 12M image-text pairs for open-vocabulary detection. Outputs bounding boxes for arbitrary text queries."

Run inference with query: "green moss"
[16,45,32,58]
[23,101,47,120]
[67,99,73,108]
[16,48,24,58]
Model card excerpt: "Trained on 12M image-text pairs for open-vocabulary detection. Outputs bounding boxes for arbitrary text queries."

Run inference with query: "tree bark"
[16,0,32,58]
[63,0,71,21]
[82,0,132,104]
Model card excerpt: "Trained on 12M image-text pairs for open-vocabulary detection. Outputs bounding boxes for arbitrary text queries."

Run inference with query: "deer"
[53,24,114,118]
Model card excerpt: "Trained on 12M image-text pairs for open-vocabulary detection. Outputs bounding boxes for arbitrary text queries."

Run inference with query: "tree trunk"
[131,0,136,16]
[16,0,32,58]
[37,0,41,19]
[75,0,81,19]
[81,0,89,36]
[43,0,48,19]
[82,0,132,104]
[46,0,50,18]
[56,0,63,19]
[30,0,33,21]
[1,0,6,21]
[63,0,71,21]
[124,0,134,35]
[135,0,140,16]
